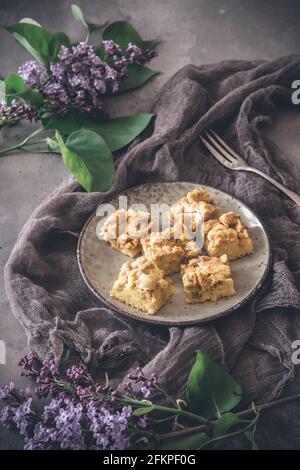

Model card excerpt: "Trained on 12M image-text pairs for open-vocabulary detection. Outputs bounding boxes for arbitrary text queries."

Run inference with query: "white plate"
[77,182,271,326]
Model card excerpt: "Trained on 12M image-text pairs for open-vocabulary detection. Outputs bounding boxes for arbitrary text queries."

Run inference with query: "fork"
[200,129,300,206]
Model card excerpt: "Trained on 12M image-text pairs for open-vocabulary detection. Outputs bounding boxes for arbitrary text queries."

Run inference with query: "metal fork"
[200,129,300,206]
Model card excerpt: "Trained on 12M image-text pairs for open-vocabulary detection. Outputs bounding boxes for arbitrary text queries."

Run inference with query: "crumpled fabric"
[5,56,300,448]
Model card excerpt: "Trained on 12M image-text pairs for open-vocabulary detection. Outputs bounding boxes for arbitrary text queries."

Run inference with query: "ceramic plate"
[77,182,271,326]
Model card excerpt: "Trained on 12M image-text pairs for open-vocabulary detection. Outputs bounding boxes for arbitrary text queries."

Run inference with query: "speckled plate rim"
[77,182,272,326]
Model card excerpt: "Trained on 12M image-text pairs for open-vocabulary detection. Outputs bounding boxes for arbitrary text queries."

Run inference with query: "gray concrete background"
[1,0,300,449]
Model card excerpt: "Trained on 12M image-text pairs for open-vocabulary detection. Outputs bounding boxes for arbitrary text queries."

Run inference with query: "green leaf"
[42,112,80,135]
[4,73,43,105]
[55,130,114,192]
[4,23,60,67]
[132,405,155,416]
[81,113,154,151]
[19,88,43,105]
[95,44,106,59]
[46,137,60,153]
[55,32,71,47]
[4,73,25,95]
[71,4,89,29]
[102,21,159,49]
[186,352,242,419]
[118,64,159,93]
[213,412,242,437]
[158,433,209,450]
[19,18,41,26]
[88,21,109,34]
[71,4,108,35]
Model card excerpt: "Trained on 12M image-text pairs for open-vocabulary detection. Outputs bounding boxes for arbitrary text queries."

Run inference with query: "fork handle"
[242,167,300,206]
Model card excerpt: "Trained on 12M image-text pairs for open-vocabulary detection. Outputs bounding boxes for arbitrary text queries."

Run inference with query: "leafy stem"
[0,127,44,156]
[197,412,260,449]
[153,404,208,424]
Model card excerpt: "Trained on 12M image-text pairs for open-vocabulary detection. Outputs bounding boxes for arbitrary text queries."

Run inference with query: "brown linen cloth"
[4,56,300,449]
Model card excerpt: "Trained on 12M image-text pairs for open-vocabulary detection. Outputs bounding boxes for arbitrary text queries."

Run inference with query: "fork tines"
[200,129,240,168]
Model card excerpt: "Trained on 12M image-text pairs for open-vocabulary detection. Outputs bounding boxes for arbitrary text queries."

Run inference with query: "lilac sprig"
[18,60,48,89]
[127,367,158,398]
[16,40,157,116]
[0,355,156,450]
[0,100,39,127]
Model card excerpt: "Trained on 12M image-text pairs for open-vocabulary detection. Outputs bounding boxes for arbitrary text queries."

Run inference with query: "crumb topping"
[115,256,165,292]
[142,227,185,256]
[101,209,151,249]
[171,187,218,222]
[181,255,231,290]
[181,187,214,205]
[205,211,251,248]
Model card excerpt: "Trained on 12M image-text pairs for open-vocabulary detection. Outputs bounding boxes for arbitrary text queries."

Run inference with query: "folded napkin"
[5,56,300,449]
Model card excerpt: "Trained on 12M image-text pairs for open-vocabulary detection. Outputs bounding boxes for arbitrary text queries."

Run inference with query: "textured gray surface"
[1,0,300,450]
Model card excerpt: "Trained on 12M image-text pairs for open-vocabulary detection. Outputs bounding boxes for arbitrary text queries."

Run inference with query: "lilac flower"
[19,354,40,376]
[13,397,35,436]
[66,364,91,384]
[102,40,122,56]
[18,60,48,88]
[127,368,158,398]
[54,400,85,450]
[41,41,156,115]
[0,396,35,438]
[24,423,52,450]
[42,398,63,423]
[2,39,157,124]
[0,405,15,429]
[35,356,60,398]
[19,387,32,401]
[0,382,15,401]
[0,355,155,450]
[86,401,132,450]
[0,101,39,125]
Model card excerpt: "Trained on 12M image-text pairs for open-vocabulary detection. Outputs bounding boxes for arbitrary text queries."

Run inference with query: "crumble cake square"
[181,255,235,304]
[204,211,253,261]
[110,256,173,315]
[141,227,186,274]
[169,187,219,226]
[100,209,151,258]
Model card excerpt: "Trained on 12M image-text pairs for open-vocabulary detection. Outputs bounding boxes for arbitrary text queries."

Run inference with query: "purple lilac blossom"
[87,401,132,450]
[1,356,153,450]
[2,40,156,121]
[13,397,35,436]
[127,367,158,398]
[18,60,48,88]
[42,41,156,114]
[0,382,15,401]
[54,400,85,450]
[0,101,39,125]
[0,405,15,429]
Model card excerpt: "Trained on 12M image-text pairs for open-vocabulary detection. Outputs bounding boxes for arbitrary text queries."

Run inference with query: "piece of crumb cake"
[181,255,235,304]
[100,209,151,257]
[204,211,253,261]
[110,256,173,314]
[141,227,186,274]
[169,187,219,226]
